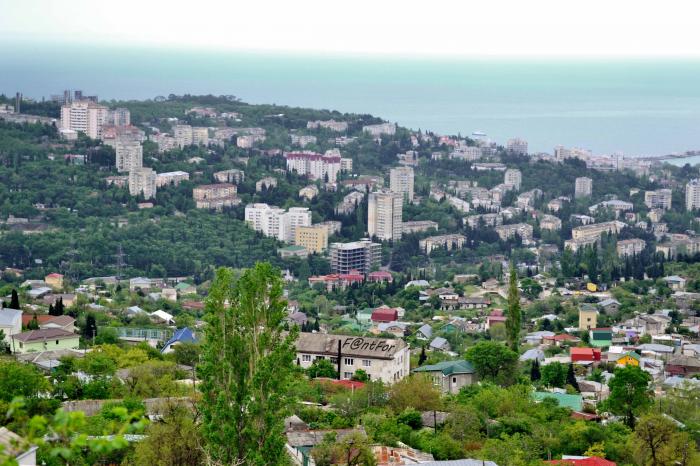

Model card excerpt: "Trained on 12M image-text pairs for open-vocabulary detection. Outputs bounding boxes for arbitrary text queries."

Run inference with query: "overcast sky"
[2,0,700,57]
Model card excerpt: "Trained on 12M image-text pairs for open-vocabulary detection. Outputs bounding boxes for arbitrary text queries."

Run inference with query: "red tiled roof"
[371,308,398,322]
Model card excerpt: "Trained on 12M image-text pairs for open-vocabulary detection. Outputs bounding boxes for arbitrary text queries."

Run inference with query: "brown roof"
[12,328,77,343]
[21,314,75,327]
[295,333,406,360]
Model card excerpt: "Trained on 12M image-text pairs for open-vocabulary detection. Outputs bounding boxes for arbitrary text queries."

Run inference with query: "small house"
[429,336,451,352]
[413,360,477,394]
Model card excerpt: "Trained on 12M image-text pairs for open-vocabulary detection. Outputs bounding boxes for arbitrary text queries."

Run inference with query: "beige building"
[255,176,277,192]
[191,127,209,146]
[128,168,157,200]
[644,189,672,210]
[686,179,700,211]
[571,221,626,241]
[173,124,193,148]
[389,166,415,201]
[295,333,410,383]
[504,168,522,190]
[214,169,245,184]
[506,138,528,155]
[60,100,108,139]
[155,171,189,187]
[419,234,467,253]
[579,307,598,331]
[575,177,593,198]
[617,238,646,257]
[294,225,329,254]
[368,191,403,241]
[540,214,562,231]
[115,140,143,173]
[193,183,239,210]
[494,223,533,242]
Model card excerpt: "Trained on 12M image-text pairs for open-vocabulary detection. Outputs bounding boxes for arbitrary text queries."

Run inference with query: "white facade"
[244,203,311,243]
[115,140,143,173]
[504,168,522,190]
[192,127,209,146]
[389,166,415,201]
[644,189,672,210]
[575,177,593,198]
[506,138,528,154]
[686,179,700,211]
[173,125,193,148]
[128,167,157,200]
[362,122,396,137]
[279,207,313,243]
[107,107,131,126]
[368,191,403,241]
[155,171,189,187]
[60,100,108,139]
[285,151,341,183]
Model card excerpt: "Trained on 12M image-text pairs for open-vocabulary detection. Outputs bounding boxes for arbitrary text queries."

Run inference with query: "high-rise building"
[294,225,329,254]
[329,239,381,275]
[279,207,313,243]
[368,191,403,241]
[284,151,341,183]
[173,125,193,148]
[107,107,131,126]
[244,203,311,243]
[506,138,528,155]
[128,167,156,200]
[389,166,415,201]
[60,100,108,139]
[575,177,593,198]
[504,168,522,190]
[192,127,209,146]
[686,179,700,211]
[115,140,143,173]
[644,189,672,210]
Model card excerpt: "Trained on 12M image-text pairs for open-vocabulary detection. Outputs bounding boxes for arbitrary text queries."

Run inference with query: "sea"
[2,42,700,161]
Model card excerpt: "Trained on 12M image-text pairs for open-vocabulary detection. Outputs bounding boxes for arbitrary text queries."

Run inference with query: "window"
[344,358,354,366]
[302,354,312,362]
[55,340,59,345]
[343,372,353,379]
[315,356,325,361]
[362,359,371,367]
[330,357,338,364]
[453,377,457,383]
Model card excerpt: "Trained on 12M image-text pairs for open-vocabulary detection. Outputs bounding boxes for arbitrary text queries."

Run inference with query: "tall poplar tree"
[506,263,522,352]
[199,263,299,465]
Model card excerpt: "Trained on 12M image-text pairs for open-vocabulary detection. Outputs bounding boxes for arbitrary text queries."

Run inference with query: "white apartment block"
[60,100,108,139]
[389,166,415,201]
[504,168,522,190]
[291,134,318,147]
[419,234,467,253]
[155,171,189,188]
[555,146,592,162]
[575,177,593,198]
[173,125,193,148]
[244,203,311,243]
[193,184,239,210]
[340,158,353,172]
[192,127,209,146]
[279,207,313,243]
[449,146,482,161]
[644,189,672,210]
[106,107,131,126]
[284,151,341,183]
[494,223,534,242]
[213,169,245,184]
[115,140,143,173]
[362,122,396,138]
[617,238,646,257]
[307,119,349,132]
[506,138,528,154]
[128,168,157,200]
[368,191,403,241]
[686,179,700,211]
[571,220,626,241]
[149,133,177,153]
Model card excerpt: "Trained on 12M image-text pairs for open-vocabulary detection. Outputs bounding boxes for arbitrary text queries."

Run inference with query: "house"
[0,308,22,343]
[287,311,308,327]
[175,282,197,295]
[589,328,613,347]
[27,287,52,300]
[11,328,80,354]
[126,305,146,316]
[45,273,64,290]
[161,327,197,353]
[429,337,451,352]
[486,309,507,329]
[413,360,477,394]
[21,314,76,332]
[525,331,556,345]
[665,355,700,377]
[129,277,152,292]
[375,322,408,338]
[482,278,500,290]
[368,271,393,283]
[286,428,367,466]
[150,310,174,325]
[416,324,433,340]
[543,333,581,347]
[0,427,37,465]
[612,351,641,367]
[663,275,687,291]
[682,343,700,357]
[570,347,602,363]
[598,298,620,314]
[43,293,77,308]
[520,348,545,362]
[458,296,490,310]
[371,307,399,323]
[161,288,177,302]
[578,305,598,331]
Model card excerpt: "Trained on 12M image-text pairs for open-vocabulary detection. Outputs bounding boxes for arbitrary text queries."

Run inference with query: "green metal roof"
[413,360,475,376]
[532,391,583,411]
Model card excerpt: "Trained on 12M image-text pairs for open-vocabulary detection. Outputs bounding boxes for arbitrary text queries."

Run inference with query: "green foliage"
[388,375,442,412]
[603,366,653,429]
[541,362,567,388]
[466,341,519,386]
[506,264,522,351]
[307,358,339,379]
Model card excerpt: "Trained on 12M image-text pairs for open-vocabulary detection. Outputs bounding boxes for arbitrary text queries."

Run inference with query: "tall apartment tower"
[368,191,403,241]
[504,168,522,190]
[107,107,131,126]
[173,125,193,148]
[389,166,415,201]
[686,179,700,211]
[506,138,528,155]
[60,100,108,139]
[329,239,381,274]
[279,207,313,243]
[128,167,157,200]
[115,140,143,173]
[575,177,593,198]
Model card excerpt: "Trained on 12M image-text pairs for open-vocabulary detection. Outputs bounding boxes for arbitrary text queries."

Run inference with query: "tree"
[172,342,200,367]
[0,360,50,402]
[132,404,203,466]
[27,314,39,330]
[311,431,377,466]
[466,341,519,386]
[604,366,652,429]
[83,314,98,341]
[566,363,579,391]
[505,264,521,351]
[54,297,65,316]
[541,362,567,388]
[307,358,338,379]
[632,413,698,466]
[352,369,369,382]
[530,359,541,381]
[9,289,20,309]
[389,374,442,412]
[418,345,427,366]
[199,264,299,465]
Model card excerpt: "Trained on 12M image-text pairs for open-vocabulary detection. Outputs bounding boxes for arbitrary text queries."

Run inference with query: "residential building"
[12,328,80,354]
[579,306,598,331]
[465,213,502,229]
[214,169,245,184]
[278,245,309,259]
[555,146,592,162]
[389,166,415,201]
[0,309,22,346]
[571,221,626,241]
[506,138,528,155]
[279,207,313,243]
[575,177,593,198]
[329,239,381,275]
[0,427,38,465]
[402,220,438,234]
[589,199,634,216]
[101,124,144,147]
[285,151,341,183]
[173,124,193,148]
[128,168,156,200]
[45,273,64,290]
[368,191,403,241]
[106,107,130,126]
[155,170,189,187]
[193,183,239,210]
[617,238,646,257]
[540,214,562,231]
[340,158,353,171]
[115,140,143,173]
[149,132,177,153]
[316,220,342,236]
[419,234,467,253]
[294,333,410,383]
[644,189,672,210]
[685,179,700,211]
[256,176,277,192]
[244,203,311,243]
[307,119,348,132]
[504,168,522,190]
[299,185,319,201]
[494,223,534,242]
[336,191,365,215]
[362,122,396,137]
[60,100,108,139]
[291,134,317,147]
[295,225,329,253]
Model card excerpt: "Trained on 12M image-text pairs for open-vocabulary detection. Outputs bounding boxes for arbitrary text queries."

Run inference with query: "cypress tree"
[418,345,427,366]
[505,263,521,352]
[54,297,64,316]
[48,304,55,316]
[530,359,541,381]
[9,289,20,310]
[566,363,579,391]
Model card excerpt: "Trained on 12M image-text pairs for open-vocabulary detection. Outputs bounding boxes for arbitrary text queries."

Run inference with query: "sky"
[2,0,700,57]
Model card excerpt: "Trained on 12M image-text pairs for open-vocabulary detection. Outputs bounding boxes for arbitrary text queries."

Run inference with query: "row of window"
[300,354,372,367]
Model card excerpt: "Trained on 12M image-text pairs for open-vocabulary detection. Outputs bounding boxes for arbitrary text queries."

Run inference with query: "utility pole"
[115,244,126,280]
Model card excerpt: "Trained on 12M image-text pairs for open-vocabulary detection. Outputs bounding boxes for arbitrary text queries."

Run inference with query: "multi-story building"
[644,189,672,210]
[465,213,502,229]
[149,132,177,153]
[294,225,329,254]
[279,207,313,243]
[106,107,131,126]
[506,138,528,155]
[291,134,317,147]
[571,221,626,241]
[329,239,381,275]
[155,171,189,187]
[307,119,348,132]
[193,183,240,210]
[579,307,598,331]
[449,146,482,161]
[295,333,410,383]
[686,179,700,211]
[173,125,193,148]
[60,100,108,139]
[284,151,341,183]
[101,125,145,148]
[340,158,353,172]
[192,127,209,146]
[362,122,396,137]
[213,169,245,184]
[617,238,646,257]
[564,237,598,252]
[555,146,592,162]
[389,166,415,201]
[575,177,593,198]
[402,220,438,234]
[368,191,403,241]
[419,234,467,253]
[255,176,277,192]
[115,140,143,173]
[336,191,365,215]
[504,168,522,190]
[316,220,342,236]
[128,168,156,200]
[656,236,700,259]
[540,214,562,231]
[494,223,534,242]
[244,203,311,243]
